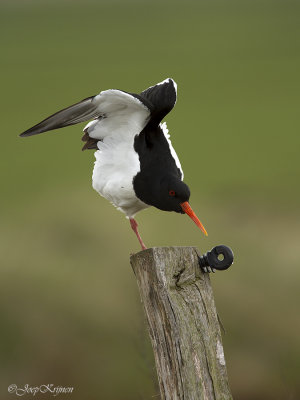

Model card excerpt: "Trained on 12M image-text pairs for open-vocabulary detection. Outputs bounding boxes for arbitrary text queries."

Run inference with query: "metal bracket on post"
[198,245,234,273]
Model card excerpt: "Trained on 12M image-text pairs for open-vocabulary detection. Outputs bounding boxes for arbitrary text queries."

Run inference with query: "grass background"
[1,0,300,399]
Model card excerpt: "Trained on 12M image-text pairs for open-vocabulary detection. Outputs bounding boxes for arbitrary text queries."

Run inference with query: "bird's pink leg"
[129,218,147,250]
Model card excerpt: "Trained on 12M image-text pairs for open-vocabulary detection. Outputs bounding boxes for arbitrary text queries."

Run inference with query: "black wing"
[129,78,177,125]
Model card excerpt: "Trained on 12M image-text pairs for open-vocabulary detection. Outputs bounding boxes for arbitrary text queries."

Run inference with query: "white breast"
[92,131,149,218]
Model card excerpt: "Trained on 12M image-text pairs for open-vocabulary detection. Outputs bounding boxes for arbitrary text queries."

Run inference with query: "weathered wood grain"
[130,247,233,400]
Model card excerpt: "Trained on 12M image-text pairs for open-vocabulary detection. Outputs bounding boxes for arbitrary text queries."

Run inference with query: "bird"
[20,78,207,250]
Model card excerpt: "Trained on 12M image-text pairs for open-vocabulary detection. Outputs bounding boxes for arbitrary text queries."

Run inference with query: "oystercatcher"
[20,78,207,250]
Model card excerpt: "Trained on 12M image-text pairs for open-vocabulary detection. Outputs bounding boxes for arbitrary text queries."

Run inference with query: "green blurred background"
[1,0,299,399]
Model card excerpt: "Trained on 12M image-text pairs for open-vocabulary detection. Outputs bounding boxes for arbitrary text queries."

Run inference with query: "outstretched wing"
[20,90,151,141]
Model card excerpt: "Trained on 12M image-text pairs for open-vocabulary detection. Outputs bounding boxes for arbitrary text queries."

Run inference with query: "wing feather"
[20,96,99,137]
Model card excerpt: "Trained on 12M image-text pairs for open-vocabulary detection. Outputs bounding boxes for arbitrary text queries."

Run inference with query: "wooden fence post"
[130,246,233,400]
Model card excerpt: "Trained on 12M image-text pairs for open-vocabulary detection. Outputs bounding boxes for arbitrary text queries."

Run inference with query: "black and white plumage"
[20,78,207,250]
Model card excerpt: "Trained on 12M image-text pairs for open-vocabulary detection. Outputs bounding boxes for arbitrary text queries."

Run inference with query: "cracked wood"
[130,247,233,400]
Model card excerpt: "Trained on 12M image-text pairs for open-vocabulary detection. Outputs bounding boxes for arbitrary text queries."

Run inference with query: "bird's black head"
[158,175,190,213]
[133,173,207,236]
[133,172,189,212]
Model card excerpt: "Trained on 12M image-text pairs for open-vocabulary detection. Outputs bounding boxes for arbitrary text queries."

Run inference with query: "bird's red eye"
[169,190,176,196]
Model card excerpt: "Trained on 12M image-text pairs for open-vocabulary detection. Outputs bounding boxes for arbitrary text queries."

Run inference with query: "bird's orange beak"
[180,201,208,236]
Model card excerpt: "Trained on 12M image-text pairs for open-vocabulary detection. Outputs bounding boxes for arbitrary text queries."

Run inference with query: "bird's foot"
[129,218,147,251]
